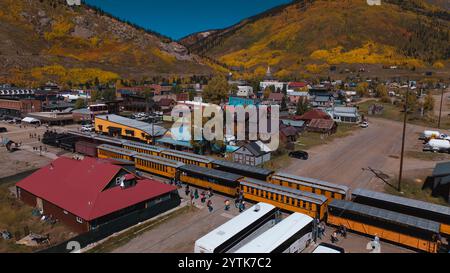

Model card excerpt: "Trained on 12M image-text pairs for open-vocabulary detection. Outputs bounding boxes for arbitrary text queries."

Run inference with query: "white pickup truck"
[419,130,450,142]
[423,139,450,153]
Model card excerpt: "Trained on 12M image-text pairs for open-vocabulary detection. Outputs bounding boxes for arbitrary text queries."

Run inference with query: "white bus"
[312,243,345,253]
[194,203,279,253]
[234,213,314,253]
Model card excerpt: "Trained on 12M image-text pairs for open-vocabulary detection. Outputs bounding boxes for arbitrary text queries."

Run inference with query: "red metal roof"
[268,93,284,101]
[16,157,176,221]
[298,109,331,121]
[289,82,308,88]
[308,119,336,130]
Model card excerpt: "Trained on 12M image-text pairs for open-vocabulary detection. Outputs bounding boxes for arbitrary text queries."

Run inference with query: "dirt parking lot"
[282,118,448,192]
[0,122,80,179]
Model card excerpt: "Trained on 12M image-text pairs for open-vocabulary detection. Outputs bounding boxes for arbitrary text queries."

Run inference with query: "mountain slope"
[184,0,450,78]
[0,0,213,86]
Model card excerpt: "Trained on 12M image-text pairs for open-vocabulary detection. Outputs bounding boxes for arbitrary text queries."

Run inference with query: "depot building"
[95,114,167,144]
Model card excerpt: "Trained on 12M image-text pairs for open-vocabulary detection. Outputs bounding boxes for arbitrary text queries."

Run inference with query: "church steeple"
[265,66,273,80]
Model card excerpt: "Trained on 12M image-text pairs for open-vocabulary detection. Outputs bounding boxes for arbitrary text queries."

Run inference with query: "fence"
[38,197,181,253]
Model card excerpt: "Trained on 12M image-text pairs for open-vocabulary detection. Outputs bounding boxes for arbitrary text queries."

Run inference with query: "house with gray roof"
[330,106,361,123]
[232,142,271,167]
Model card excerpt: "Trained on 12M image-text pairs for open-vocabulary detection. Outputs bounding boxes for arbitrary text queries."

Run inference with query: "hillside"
[183,0,450,79]
[0,0,213,87]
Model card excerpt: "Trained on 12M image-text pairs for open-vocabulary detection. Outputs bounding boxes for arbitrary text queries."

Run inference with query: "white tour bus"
[194,203,279,253]
[312,243,345,253]
[234,213,314,253]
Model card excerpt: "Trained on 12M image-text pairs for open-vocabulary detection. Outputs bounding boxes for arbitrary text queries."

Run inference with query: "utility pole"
[398,87,409,193]
[438,87,444,129]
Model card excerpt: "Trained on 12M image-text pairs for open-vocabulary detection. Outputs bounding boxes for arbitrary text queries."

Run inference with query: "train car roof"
[179,165,243,182]
[241,178,328,204]
[98,144,137,156]
[135,153,185,168]
[195,203,277,253]
[235,213,313,253]
[161,150,213,164]
[68,130,126,145]
[213,160,274,177]
[352,188,450,217]
[123,141,164,152]
[329,200,441,234]
[273,172,349,193]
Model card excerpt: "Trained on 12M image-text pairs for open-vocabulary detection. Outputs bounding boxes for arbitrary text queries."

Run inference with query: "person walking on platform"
[224,200,230,211]
[207,200,213,212]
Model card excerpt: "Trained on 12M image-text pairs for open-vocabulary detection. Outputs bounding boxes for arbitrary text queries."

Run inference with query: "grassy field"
[87,205,193,253]
[0,174,74,253]
[406,151,450,161]
[385,178,449,206]
[298,123,360,150]
[263,123,360,171]
[358,99,450,129]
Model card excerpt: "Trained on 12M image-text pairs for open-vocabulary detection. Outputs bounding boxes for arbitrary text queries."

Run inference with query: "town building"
[157,98,176,112]
[0,98,42,117]
[236,86,254,97]
[312,95,334,108]
[95,114,166,144]
[16,157,180,233]
[329,107,361,123]
[288,82,309,92]
[228,97,259,107]
[424,162,450,203]
[280,118,306,131]
[288,92,309,104]
[232,142,271,166]
[27,111,74,126]
[297,109,332,124]
[267,93,284,104]
[280,126,299,144]
[306,119,337,135]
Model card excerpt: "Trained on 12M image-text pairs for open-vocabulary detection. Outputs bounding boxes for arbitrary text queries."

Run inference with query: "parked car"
[289,151,309,160]
[0,127,7,133]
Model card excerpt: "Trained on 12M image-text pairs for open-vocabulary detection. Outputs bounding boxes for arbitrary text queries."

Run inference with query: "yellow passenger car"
[328,200,441,253]
[179,165,242,196]
[135,153,184,179]
[97,144,136,162]
[270,172,349,201]
[161,150,213,168]
[123,140,163,156]
[240,178,328,220]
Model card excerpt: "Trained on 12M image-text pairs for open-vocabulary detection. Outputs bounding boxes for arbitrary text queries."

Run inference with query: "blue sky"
[84,0,292,40]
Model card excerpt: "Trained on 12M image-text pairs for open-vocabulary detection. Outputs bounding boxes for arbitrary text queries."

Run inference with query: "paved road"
[283,118,448,192]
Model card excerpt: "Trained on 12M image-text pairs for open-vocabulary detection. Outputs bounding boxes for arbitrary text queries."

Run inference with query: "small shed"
[423,162,450,203]
[307,119,337,134]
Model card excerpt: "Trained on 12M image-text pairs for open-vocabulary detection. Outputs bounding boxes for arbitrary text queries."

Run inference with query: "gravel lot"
[282,118,449,192]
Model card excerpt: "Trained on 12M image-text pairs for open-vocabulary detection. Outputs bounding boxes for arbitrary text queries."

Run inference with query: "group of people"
[234,191,247,213]
[331,224,348,244]
[316,221,326,240]
[185,185,214,212]
[32,145,47,154]
[183,185,249,214]
[29,133,40,141]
